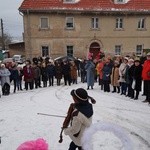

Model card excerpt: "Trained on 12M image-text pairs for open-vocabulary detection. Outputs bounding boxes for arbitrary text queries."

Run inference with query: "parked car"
[12,55,26,64]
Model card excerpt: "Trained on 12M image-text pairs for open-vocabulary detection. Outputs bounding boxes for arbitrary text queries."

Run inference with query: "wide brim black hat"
[71,88,88,103]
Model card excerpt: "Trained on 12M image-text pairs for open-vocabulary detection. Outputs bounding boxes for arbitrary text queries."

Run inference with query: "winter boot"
[112,87,116,93]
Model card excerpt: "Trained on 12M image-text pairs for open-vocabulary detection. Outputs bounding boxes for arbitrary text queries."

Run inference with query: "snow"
[0,80,150,150]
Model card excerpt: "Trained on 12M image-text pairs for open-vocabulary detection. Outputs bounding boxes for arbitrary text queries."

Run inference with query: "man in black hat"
[64,88,96,150]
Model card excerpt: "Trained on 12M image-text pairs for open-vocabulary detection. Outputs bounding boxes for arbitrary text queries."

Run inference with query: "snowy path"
[0,82,150,150]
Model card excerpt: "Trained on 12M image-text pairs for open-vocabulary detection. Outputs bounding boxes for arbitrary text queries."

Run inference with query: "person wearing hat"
[111,60,120,93]
[64,88,96,150]
[124,58,135,98]
[142,52,150,103]
[0,64,11,95]
[132,58,143,100]
[119,57,128,95]
[23,60,34,90]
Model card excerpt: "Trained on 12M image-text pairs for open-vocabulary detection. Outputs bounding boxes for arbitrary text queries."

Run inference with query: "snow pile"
[82,122,133,150]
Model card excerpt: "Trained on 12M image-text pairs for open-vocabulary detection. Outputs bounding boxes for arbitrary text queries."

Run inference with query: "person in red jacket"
[23,60,34,90]
[142,52,150,104]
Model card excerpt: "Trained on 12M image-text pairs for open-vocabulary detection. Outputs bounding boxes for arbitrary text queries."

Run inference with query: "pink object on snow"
[17,138,48,150]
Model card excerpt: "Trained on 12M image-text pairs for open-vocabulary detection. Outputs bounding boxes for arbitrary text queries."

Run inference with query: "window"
[63,0,75,2]
[115,45,121,55]
[117,0,124,2]
[40,17,49,29]
[136,45,142,56]
[116,18,123,29]
[138,18,145,29]
[66,17,74,29]
[91,17,99,29]
[41,46,49,57]
[67,46,73,57]
[114,0,124,3]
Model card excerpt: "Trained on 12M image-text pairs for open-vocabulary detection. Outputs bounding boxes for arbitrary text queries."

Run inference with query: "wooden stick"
[37,113,65,118]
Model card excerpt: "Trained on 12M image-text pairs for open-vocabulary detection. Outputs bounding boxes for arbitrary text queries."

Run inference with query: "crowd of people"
[0,53,149,104]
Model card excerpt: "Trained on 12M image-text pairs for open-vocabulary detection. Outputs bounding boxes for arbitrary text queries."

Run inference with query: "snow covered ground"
[0,80,150,150]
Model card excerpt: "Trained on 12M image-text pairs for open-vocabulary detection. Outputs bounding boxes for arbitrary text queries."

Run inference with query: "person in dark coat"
[102,60,112,92]
[55,62,62,86]
[37,62,42,88]
[132,59,143,100]
[62,61,71,86]
[10,63,19,93]
[32,63,41,89]
[124,59,134,98]
[46,61,56,86]
[41,62,48,87]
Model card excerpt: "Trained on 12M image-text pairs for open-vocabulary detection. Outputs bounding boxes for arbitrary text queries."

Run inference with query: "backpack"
[2,83,10,95]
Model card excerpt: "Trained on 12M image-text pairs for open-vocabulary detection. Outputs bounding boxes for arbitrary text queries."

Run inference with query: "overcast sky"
[0,0,23,40]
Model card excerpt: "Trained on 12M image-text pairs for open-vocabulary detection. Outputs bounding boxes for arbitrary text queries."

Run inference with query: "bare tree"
[0,33,12,50]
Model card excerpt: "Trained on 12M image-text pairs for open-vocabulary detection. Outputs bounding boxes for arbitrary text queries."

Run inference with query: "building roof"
[19,0,150,13]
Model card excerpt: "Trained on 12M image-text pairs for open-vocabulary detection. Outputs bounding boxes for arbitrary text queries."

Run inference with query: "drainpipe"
[27,9,32,60]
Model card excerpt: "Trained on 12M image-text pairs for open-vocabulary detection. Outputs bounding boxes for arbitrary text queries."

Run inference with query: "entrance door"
[89,42,100,59]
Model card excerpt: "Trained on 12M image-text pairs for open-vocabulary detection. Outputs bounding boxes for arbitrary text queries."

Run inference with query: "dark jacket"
[41,67,48,81]
[46,64,56,76]
[133,65,143,91]
[62,63,71,75]
[55,65,62,79]
[102,64,112,81]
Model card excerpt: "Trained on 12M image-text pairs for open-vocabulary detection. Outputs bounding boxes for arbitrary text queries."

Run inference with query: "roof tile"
[19,0,150,11]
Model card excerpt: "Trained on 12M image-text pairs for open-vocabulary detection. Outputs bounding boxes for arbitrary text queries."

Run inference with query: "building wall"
[9,43,25,57]
[23,12,150,59]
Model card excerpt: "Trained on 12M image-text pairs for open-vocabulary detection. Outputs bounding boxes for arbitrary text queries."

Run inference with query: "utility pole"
[0,19,5,50]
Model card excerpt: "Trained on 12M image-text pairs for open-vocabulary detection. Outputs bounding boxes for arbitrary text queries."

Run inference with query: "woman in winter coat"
[55,62,62,86]
[85,59,95,90]
[132,59,143,100]
[0,63,11,95]
[23,60,34,90]
[102,60,112,92]
[32,63,41,89]
[70,61,78,84]
[41,62,48,87]
[119,57,128,95]
[64,88,96,150]
[111,60,120,93]
[96,59,104,90]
